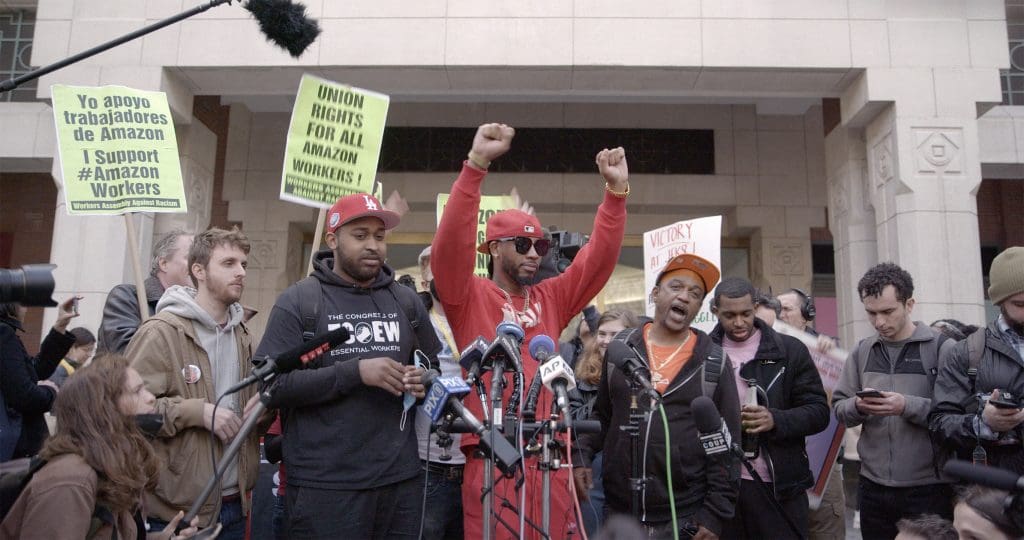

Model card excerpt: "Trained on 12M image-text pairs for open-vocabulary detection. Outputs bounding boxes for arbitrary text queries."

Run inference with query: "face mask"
[134,413,164,438]
[399,350,429,431]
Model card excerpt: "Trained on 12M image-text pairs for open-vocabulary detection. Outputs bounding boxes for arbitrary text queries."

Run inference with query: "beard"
[338,251,381,284]
[1002,305,1024,335]
[500,257,534,286]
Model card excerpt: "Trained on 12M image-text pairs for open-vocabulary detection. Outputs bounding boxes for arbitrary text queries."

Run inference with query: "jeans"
[858,476,953,540]
[286,475,424,539]
[146,498,245,540]
[420,470,464,540]
[272,493,289,540]
[581,452,606,536]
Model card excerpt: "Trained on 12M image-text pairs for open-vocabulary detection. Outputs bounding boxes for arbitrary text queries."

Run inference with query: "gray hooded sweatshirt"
[158,285,245,494]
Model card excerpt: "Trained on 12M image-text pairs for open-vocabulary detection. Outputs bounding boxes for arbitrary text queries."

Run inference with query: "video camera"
[549,230,589,274]
[0,264,58,307]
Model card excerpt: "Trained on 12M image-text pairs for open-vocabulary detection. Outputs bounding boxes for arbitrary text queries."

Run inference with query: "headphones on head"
[790,288,816,321]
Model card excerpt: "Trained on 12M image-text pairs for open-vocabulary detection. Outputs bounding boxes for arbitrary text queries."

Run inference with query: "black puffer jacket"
[710,318,830,499]
[97,275,165,354]
[930,319,1024,474]
[0,316,74,459]
[577,321,741,536]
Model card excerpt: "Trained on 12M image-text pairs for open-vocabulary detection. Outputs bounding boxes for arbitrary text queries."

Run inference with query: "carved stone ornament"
[913,128,963,175]
[248,239,279,270]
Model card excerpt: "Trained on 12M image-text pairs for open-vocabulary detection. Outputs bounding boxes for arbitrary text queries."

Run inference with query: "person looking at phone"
[832,262,958,539]
[930,246,1024,475]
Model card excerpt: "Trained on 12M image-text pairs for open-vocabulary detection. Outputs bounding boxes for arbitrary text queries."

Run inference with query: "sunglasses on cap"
[495,236,551,256]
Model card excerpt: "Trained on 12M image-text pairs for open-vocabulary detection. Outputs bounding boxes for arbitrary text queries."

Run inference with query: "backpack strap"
[387,281,422,356]
[296,277,323,343]
[966,329,987,394]
[703,342,725,399]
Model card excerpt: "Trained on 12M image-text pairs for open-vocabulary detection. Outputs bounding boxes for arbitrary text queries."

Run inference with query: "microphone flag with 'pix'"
[692,396,732,458]
[228,326,350,394]
[423,375,472,424]
[420,371,521,474]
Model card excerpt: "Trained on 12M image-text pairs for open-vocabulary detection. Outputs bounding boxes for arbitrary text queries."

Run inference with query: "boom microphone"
[244,0,321,57]
[692,396,732,458]
[225,327,350,394]
[605,340,662,405]
[944,460,1024,493]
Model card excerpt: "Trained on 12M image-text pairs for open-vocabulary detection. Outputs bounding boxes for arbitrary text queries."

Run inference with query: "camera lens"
[0,264,58,307]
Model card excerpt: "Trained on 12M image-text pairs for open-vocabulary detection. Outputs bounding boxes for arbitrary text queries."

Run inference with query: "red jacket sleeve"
[431,162,487,308]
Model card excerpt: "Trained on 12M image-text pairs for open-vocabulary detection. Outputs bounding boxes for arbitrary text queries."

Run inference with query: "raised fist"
[596,147,628,189]
[471,123,515,163]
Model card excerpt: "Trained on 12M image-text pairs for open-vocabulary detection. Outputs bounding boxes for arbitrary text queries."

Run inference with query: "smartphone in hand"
[856,389,885,399]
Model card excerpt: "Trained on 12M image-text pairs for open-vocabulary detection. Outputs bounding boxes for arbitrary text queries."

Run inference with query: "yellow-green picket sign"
[51,84,187,215]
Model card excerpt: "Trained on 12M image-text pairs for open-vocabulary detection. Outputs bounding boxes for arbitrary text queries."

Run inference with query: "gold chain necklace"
[500,285,530,317]
[647,329,691,372]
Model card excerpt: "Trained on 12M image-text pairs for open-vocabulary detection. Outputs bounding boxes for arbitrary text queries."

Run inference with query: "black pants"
[285,475,424,539]
[721,479,809,540]
[858,476,953,540]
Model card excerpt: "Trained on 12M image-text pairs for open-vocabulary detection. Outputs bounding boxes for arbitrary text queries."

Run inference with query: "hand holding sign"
[597,147,629,190]
[471,123,515,165]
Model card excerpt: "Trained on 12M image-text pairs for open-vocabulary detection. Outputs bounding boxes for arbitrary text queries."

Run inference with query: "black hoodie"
[256,250,441,490]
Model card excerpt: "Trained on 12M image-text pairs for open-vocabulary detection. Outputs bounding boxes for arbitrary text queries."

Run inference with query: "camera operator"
[0,296,81,461]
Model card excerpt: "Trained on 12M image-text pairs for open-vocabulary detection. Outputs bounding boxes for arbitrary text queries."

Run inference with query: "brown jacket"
[0,453,137,540]
[126,309,261,524]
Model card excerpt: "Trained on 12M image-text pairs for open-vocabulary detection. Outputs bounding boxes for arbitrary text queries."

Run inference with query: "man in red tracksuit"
[431,123,629,539]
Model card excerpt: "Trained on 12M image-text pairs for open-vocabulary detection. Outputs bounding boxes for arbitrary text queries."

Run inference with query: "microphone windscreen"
[944,460,1021,492]
[496,321,525,342]
[274,326,350,372]
[244,0,321,57]
[691,396,721,434]
[528,334,556,362]
[459,336,487,371]
[605,340,632,369]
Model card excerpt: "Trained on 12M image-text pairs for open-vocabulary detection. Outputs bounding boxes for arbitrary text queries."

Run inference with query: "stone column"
[222,105,316,342]
[863,105,987,325]
[826,126,877,346]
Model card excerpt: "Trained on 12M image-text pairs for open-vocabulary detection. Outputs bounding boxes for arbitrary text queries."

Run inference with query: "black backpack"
[294,275,422,347]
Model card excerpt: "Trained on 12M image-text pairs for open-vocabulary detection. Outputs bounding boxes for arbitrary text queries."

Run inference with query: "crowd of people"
[1,123,1022,540]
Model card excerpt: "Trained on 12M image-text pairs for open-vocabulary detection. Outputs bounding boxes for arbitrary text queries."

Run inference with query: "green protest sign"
[50,84,186,215]
[281,74,390,208]
[437,193,516,277]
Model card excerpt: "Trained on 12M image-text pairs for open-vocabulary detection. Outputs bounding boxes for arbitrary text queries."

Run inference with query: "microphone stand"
[180,386,271,539]
[0,0,234,93]
[623,379,647,521]
[482,358,507,540]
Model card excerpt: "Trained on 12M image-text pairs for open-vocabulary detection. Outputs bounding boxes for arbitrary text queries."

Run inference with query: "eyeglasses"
[495,236,551,256]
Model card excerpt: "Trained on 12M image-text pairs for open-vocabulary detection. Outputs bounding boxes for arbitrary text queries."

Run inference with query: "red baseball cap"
[476,209,543,254]
[326,193,400,233]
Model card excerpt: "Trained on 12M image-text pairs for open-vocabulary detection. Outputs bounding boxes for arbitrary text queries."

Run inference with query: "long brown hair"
[41,354,160,513]
[575,309,640,385]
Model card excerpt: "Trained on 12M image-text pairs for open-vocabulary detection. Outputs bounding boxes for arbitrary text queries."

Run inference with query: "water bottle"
[742,385,759,459]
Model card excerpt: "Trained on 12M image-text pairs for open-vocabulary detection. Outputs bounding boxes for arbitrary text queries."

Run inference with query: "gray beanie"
[988,246,1024,305]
